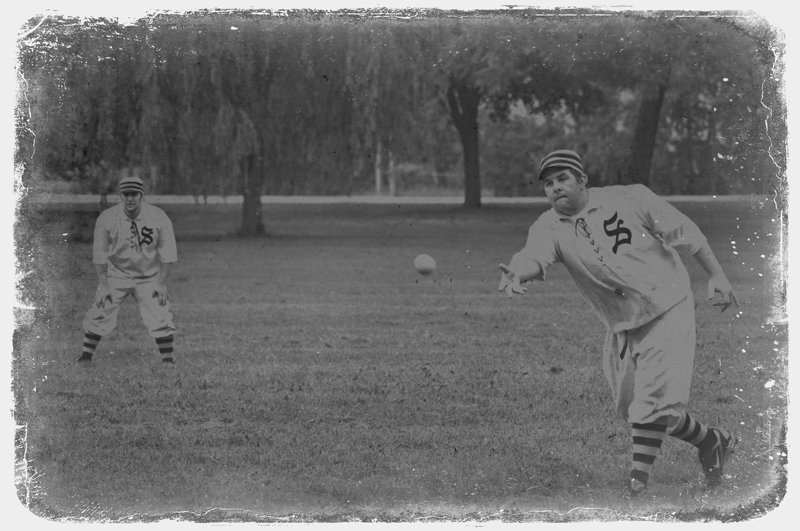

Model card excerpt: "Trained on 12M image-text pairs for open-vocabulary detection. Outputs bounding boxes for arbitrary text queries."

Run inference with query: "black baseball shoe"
[627,478,647,498]
[76,352,93,362]
[161,357,175,364]
[699,428,737,489]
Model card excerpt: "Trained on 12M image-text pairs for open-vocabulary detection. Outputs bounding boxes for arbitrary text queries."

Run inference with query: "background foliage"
[16,11,785,228]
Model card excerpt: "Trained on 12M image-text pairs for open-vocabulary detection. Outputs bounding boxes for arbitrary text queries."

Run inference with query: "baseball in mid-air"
[414,254,436,275]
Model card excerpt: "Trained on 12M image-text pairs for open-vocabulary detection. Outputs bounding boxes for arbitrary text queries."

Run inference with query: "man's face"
[542,169,588,216]
[120,191,143,217]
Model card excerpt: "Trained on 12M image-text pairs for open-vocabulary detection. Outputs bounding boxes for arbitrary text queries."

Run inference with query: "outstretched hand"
[707,274,740,313]
[498,264,527,298]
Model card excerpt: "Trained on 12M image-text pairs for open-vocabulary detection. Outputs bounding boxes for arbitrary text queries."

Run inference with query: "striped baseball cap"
[537,150,584,180]
[118,176,144,194]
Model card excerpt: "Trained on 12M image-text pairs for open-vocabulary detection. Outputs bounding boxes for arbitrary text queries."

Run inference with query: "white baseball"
[414,254,436,275]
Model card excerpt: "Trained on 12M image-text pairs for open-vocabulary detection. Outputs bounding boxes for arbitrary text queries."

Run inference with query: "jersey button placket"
[597,251,618,292]
[583,220,610,270]
[576,217,618,292]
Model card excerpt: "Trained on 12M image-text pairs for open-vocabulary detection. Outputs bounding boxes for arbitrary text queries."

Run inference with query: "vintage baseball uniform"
[508,184,708,425]
[83,202,178,338]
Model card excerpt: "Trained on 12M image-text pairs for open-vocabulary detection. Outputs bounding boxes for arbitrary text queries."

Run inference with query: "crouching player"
[79,176,178,364]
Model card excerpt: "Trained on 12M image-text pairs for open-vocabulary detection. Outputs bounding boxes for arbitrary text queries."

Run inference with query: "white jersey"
[508,184,707,333]
[92,202,177,280]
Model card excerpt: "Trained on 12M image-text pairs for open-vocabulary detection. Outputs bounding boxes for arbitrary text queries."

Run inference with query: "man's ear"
[579,172,588,187]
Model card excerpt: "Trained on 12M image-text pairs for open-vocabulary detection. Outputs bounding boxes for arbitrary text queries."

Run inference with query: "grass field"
[14,197,787,523]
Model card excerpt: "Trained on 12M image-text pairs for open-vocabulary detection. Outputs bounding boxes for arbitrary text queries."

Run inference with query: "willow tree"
[137,17,286,234]
[17,18,148,189]
[209,21,281,235]
[344,21,437,195]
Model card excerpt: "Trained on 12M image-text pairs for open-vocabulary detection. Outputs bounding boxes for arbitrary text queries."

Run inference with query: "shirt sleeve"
[157,213,178,263]
[507,217,560,281]
[628,184,707,256]
[92,212,110,265]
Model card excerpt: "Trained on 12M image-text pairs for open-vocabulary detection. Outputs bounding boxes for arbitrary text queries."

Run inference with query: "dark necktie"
[130,220,142,253]
[575,218,594,243]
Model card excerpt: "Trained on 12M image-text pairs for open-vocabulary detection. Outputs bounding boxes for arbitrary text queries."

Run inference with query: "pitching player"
[499,150,739,496]
[78,176,178,364]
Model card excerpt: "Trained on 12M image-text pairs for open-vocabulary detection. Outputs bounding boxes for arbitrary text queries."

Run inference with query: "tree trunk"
[236,52,279,237]
[239,153,265,236]
[623,71,670,186]
[375,140,382,195]
[698,114,719,195]
[388,151,397,197]
[446,74,482,208]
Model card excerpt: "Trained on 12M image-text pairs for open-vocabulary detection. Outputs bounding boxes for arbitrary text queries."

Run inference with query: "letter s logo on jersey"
[139,226,154,247]
[603,212,632,254]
